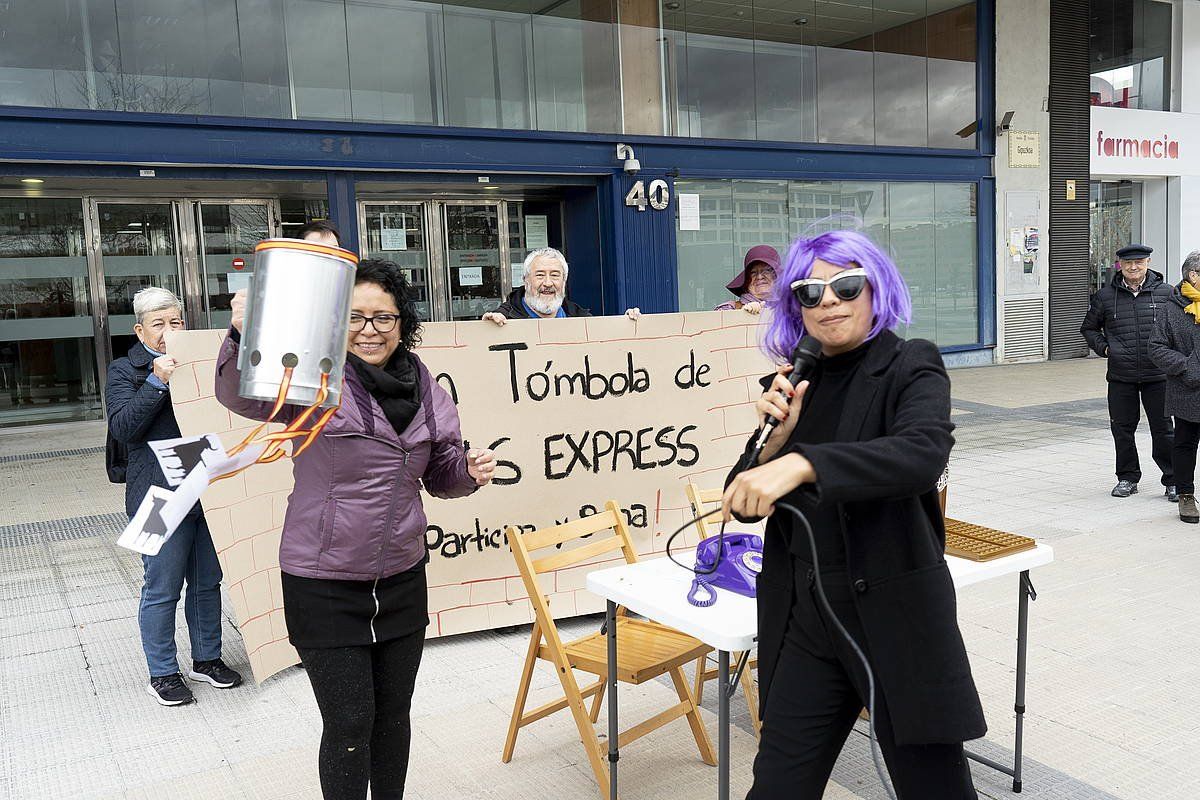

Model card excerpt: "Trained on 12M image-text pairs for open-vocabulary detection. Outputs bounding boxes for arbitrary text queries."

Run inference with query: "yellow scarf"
[1183,280,1200,324]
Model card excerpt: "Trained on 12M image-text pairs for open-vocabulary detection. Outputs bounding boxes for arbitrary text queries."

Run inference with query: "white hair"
[132,286,183,325]
[522,247,569,279]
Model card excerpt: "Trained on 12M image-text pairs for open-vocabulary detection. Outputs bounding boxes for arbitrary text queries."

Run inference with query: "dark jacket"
[734,331,986,746]
[105,342,198,518]
[1081,269,1171,383]
[1148,283,1200,422]
[214,334,478,581]
[491,287,591,319]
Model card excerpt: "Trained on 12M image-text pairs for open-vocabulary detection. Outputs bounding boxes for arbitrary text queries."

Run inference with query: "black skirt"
[281,565,428,649]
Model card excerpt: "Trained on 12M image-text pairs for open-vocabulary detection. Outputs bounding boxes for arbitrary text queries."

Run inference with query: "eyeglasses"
[349,313,400,333]
[790,268,869,308]
[749,267,776,280]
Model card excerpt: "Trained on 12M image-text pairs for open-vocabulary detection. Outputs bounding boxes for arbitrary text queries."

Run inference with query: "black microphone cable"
[662,503,898,800]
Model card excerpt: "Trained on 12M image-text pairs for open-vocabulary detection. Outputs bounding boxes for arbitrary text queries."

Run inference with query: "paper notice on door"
[678,193,701,231]
[381,227,407,251]
[458,266,484,287]
[525,216,549,249]
[227,273,251,293]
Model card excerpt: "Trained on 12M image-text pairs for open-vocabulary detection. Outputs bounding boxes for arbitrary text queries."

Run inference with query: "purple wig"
[762,229,912,363]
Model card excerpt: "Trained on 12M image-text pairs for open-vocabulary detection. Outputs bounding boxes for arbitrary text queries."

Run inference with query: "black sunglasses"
[790,268,869,308]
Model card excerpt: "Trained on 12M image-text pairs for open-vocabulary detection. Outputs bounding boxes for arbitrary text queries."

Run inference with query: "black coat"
[1080,269,1171,383]
[105,342,198,518]
[733,331,986,746]
[491,287,591,319]
[1149,283,1200,422]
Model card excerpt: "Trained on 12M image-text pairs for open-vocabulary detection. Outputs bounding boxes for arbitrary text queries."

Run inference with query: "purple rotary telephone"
[687,532,763,607]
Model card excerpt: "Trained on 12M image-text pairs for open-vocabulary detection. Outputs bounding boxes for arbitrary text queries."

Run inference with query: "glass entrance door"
[90,201,186,376]
[358,198,532,322]
[360,203,434,320]
[443,202,505,321]
[87,198,281,391]
[1089,181,1143,294]
[196,201,278,329]
[0,196,282,428]
[0,198,102,425]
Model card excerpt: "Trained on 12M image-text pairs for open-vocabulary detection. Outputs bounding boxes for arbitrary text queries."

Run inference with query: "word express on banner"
[117,464,210,556]
[149,433,227,487]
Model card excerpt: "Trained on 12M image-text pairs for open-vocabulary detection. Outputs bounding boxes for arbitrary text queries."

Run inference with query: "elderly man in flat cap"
[1082,243,1176,499]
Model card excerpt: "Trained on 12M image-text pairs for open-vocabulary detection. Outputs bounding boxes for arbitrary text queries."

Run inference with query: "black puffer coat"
[105,342,200,519]
[1149,283,1200,422]
[1080,269,1171,383]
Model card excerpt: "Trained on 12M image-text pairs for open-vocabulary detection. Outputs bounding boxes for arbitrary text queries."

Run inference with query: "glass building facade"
[0,0,993,427]
[1088,0,1172,111]
[0,0,976,145]
[676,179,978,345]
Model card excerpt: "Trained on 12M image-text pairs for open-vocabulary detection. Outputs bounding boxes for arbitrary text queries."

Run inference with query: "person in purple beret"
[716,245,781,314]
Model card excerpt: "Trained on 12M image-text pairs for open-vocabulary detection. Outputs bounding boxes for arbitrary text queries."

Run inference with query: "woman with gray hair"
[105,286,242,706]
[1150,250,1200,524]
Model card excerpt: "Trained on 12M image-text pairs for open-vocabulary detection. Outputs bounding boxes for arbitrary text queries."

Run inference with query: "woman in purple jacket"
[216,259,496,800]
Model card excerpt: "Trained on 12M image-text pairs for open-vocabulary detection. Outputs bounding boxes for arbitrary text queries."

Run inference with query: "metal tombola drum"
[238,239,358,408]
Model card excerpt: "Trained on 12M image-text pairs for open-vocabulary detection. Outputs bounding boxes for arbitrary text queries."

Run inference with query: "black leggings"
[297,629,425,800]
[748,560,977,800]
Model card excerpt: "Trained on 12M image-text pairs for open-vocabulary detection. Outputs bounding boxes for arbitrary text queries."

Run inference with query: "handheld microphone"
[746,335,823,465]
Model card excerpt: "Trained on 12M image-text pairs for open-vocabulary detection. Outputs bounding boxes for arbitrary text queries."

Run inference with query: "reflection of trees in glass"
[45,39,208,114]
[1089,186,1135,293]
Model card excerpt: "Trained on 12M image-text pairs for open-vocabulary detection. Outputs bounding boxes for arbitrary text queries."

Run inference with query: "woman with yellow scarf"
[1149,250,1200,524]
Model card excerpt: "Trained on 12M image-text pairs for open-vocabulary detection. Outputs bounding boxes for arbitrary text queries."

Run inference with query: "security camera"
[616,143,641,175]
[997,110,1015,135]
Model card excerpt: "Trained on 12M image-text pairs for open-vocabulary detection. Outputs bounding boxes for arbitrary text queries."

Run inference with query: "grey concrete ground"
[2,357,1199,799]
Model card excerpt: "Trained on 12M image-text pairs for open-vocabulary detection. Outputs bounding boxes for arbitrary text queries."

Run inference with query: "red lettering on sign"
[1095,130,1180,161]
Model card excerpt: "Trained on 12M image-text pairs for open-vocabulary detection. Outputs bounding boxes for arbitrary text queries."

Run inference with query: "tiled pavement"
[2,357,1198,799]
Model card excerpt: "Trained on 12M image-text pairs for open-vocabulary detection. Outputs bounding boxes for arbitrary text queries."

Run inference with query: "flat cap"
[1116,244,1153,260]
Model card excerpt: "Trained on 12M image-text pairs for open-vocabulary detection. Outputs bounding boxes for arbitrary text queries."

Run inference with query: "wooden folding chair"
[502,500,716,798]
[684,483,762,737]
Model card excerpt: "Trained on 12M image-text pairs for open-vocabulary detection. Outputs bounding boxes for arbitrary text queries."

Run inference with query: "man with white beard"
[481,247,640,325]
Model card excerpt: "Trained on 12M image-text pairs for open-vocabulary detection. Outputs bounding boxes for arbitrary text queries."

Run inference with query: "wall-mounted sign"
[231,257,246,270]
[1092,106,1200,177]
[678,193,701,231]
[625,179,670,212]
[1008,131,1040,168]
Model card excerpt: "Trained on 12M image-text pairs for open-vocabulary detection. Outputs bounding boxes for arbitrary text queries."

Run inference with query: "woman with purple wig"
[722,229,984,799]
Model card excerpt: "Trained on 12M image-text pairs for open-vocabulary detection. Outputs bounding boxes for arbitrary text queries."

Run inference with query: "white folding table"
[586,543,1054,799]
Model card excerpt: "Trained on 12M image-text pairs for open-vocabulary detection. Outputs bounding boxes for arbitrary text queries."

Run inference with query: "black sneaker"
[1166,485,1179,502]
[147,673,195,706]
[188,658,244,689]
[1111,480,1138,498]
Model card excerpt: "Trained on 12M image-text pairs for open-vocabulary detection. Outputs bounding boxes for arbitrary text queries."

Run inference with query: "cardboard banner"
[166,312,773,681]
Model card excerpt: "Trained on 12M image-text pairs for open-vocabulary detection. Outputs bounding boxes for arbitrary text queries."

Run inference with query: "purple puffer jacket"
[214,334,477,581]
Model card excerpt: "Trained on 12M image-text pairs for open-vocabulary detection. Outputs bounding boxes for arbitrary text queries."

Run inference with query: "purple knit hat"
[726,245,781,295]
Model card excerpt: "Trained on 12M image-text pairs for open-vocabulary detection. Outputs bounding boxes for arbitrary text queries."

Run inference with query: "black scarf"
[347,350,421,436]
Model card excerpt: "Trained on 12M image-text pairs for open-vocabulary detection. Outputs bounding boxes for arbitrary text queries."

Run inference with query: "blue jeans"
[138,511,223,677]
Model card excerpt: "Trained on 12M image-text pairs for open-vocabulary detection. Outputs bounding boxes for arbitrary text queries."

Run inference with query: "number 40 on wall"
[625,179,670,212]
